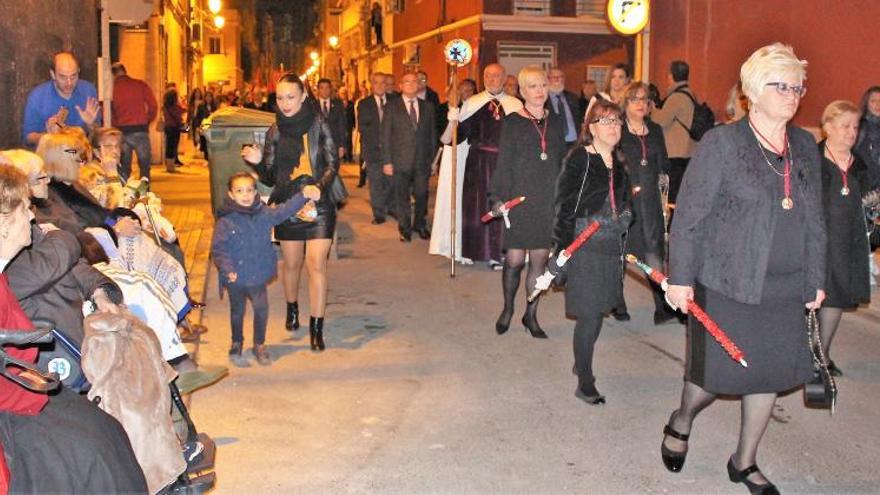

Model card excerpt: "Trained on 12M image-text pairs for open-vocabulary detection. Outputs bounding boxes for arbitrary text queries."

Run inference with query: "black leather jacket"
[253,115,338,207]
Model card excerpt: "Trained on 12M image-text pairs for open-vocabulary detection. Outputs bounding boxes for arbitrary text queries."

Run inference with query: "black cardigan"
[668,118,825,304]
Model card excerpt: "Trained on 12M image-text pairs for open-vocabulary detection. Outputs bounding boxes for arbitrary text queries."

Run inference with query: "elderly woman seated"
[36,130,206,342]
[0,163,148,493]
[0,148,123,344]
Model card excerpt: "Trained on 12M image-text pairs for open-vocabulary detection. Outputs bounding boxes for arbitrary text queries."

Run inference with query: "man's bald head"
[51,51,81,98]
[484,63,506,94]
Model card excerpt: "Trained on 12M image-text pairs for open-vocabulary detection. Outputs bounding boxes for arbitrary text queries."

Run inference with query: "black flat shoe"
[611,309,631,322]
[661,411,689,473]
[399,231,412,242]
[416,227,431,240]
[727,457,780,495]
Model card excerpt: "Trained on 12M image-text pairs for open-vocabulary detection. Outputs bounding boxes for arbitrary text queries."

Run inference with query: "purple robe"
[460,100,507,261]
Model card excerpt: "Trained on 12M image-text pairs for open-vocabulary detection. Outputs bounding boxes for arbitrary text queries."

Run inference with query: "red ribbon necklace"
[523,106,549,161]
[825,145,853,196]
[749,118,793,210]
[629,119,648,166]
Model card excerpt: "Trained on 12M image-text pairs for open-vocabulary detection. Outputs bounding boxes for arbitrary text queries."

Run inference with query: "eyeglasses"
[591,117,623,126]
[627,96,648,103]
[766,82,806,97]
[63,148,87,163]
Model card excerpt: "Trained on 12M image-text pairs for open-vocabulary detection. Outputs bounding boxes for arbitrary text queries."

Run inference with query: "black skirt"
[686,207,813,395]
[564,216,625,318]
[273,175,337,241]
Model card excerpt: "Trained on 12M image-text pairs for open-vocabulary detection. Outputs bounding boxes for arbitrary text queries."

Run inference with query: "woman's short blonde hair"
[517,66,548,96]
[821,100,861,128]
[0,164,29,214]
[0,149,44,178]
[740,43,807,103]
[36,132,89,183]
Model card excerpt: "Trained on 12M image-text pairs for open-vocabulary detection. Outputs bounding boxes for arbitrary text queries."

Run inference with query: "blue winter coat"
[211,193,308,289]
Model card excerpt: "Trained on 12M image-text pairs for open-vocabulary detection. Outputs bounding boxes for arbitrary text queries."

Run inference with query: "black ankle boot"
[522,299,548,339]
[496,265,521,334]
[309,317,325,351]
[286,301,299,331]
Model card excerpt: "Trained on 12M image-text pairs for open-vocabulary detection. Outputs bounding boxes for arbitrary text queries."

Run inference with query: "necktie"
[378,96,385,122]
[408,99,418,127]
[323,100,329,117]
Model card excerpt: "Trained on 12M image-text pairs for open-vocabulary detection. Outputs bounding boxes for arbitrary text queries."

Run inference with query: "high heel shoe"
[309,317,325,351]
[660,410,689,473]
[285,301,300,331]
[496,265,521,335]
[522,300,548,339]
[727,457,780,495]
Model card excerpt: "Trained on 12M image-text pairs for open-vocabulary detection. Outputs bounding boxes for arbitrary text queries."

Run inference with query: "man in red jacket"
[111,63,157,182]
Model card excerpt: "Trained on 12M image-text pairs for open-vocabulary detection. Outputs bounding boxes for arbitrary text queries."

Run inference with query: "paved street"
[164,159,880,494]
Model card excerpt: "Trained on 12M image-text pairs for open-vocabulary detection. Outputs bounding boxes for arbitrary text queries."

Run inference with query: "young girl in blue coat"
[211,172,320,365]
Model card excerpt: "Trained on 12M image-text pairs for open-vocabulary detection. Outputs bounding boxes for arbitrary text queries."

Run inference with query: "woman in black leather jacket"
[552,98,632,405]
[242,74,339,352]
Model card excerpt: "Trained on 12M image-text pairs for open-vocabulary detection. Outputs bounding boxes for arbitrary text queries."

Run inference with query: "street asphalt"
[181,162,880,494]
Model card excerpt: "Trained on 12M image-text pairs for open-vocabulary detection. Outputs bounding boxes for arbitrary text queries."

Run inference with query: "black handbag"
[803,309,837,414]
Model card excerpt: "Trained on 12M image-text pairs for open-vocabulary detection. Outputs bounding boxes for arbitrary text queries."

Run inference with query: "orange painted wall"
[649,0,880,127]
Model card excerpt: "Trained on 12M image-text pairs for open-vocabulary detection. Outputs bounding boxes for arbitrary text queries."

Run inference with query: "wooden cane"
[449,67,459,278]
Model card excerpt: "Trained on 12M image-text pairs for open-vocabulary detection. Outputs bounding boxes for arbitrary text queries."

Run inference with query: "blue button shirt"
[21,79,101,146]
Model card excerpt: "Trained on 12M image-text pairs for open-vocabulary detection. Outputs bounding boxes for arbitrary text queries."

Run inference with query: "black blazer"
[546,90,583,141]
[380,96,437,171]
[669,118,826,304]
[318,98,347,153]
[356,94,384,164]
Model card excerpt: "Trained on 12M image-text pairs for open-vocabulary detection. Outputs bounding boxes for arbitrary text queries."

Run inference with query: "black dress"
[819,142,872,308]
[687,149,813,395]
[489,112,566,249]
[619,120,669,259]
[553,148,631,318]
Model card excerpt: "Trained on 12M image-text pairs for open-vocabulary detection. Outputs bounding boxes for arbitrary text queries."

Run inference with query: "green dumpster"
[201,106,275,214]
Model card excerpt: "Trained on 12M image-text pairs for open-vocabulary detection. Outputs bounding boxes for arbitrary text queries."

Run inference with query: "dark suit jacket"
[546,90,583,142]
[669,118,826,304]
[318,97,347,153]
[380,96,437,172]
[356,94,385,164]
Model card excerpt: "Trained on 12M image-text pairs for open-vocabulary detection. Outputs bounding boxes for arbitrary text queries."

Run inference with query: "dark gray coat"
[669,118,825,304]
[6,226,122,342]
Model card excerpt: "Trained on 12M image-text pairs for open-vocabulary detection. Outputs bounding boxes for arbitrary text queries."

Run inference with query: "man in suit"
[381,72,438,242]
[416,70,441,109]
[357,73,392,224]
[546,68,583,149]
[316,78,347,161]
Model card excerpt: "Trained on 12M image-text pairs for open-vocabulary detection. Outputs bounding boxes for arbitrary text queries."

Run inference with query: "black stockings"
[497,249,550,336]
[817,307,843,358]
[666,381,776,485]
[573,313,604,392]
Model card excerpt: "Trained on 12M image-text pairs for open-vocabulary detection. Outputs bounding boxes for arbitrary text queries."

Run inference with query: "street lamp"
[213,15,225,29]
[328,36,339,49]
[309,51,319,61]
[208,0,222,14]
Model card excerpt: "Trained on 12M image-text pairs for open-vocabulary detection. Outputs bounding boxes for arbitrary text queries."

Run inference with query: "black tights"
[666,381,776,484]
[573,313,604,390]
[817,307,843,358]
[505,248,550,297]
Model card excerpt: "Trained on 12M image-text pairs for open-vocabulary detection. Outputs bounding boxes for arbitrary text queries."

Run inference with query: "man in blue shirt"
[22,51,101,147]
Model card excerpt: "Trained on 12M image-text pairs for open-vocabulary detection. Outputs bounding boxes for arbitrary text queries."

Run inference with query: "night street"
[164,162,880,494]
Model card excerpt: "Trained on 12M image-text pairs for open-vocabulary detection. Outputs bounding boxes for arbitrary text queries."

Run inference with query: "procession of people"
[2,36,880,494]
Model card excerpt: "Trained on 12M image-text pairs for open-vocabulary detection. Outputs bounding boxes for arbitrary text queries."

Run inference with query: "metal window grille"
[575,0,605,17]
[497,42,556,77]
[513,0,551,16]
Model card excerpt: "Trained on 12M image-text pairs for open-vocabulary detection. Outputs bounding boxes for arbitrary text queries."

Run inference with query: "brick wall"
[0,0,100,147]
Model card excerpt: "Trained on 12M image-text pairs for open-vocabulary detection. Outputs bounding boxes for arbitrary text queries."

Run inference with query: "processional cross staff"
[443,39,473,278]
